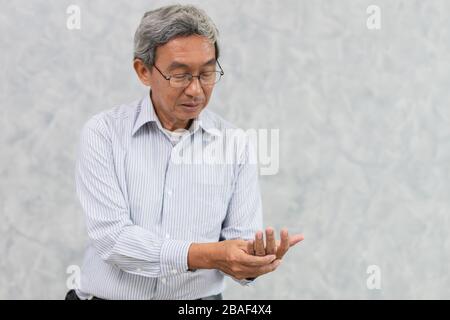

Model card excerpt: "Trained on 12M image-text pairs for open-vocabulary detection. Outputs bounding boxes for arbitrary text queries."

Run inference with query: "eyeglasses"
[153,60,224,88]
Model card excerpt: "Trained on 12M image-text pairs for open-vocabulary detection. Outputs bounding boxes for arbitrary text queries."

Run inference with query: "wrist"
[188,242,221,270]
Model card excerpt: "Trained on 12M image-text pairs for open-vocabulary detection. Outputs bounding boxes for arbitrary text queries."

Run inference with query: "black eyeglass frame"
[152,60,224,88]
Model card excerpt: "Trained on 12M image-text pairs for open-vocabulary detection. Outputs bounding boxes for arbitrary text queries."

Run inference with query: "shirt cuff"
[160,239,192,277]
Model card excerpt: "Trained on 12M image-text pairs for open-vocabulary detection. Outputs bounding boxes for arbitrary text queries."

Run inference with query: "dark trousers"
[65,289,223,300]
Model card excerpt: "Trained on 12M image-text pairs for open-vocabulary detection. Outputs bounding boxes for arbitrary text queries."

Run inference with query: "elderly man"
[66,4,304,300]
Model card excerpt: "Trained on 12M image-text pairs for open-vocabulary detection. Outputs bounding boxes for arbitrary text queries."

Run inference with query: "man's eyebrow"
[166,59,217,71]
[202,58,217,66]
[167,61,190,71]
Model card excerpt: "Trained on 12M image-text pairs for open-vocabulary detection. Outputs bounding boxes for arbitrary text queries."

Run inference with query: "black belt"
[196,293,223,300]
[65,289,222,300]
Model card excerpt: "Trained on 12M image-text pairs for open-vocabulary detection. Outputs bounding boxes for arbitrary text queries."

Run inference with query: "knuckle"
[230,265,241,274]
[226,252,237,263]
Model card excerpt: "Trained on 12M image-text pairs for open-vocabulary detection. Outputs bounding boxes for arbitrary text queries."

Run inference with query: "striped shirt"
[75,92,263,300]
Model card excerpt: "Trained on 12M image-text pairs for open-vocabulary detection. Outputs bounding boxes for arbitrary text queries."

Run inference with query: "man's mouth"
[180,103,201,110]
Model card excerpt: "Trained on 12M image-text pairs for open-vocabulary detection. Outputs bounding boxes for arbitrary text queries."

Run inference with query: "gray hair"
[133,4,220,68]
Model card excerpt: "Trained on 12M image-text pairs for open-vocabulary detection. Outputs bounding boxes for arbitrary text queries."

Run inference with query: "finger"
[254,230,266,256]
[247,240,255,255]
[255,259,282,277]
[276,228,290,260]
[265,227,276,255]
[289,234,305,247]
[275,234,304,248]
[239,252,276,267]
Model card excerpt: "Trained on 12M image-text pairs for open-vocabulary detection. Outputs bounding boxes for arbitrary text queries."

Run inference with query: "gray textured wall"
[1,0,450,299]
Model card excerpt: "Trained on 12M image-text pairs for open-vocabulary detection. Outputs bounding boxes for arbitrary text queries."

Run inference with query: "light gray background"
[1,0,450,299]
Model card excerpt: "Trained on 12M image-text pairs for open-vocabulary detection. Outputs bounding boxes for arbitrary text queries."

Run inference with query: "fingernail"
[275,260,281,267]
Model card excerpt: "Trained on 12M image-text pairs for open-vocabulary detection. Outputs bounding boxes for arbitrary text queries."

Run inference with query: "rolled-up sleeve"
[219,134,263,286]
[75,116,192,278]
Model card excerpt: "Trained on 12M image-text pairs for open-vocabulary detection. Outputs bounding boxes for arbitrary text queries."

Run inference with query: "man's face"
[146,35,217,129]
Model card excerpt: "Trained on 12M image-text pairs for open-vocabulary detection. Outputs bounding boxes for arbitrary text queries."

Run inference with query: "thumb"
[289,234,305,247]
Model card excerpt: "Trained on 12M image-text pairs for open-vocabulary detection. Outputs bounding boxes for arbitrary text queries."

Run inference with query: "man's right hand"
[188,240,281,280]
[215,240,281,280]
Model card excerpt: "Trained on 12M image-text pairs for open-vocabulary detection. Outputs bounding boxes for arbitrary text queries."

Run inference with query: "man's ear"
[133,59,152,86]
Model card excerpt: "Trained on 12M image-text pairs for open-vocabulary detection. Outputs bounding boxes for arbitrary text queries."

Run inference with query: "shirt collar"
[131,92,158,136]
[132,92,222,137]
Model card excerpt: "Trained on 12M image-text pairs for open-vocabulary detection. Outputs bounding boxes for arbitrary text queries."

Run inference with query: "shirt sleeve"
[75,116,192,278]
[219,133,263,286]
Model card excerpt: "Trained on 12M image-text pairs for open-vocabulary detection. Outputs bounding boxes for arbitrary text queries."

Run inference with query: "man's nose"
[184,76,203,97]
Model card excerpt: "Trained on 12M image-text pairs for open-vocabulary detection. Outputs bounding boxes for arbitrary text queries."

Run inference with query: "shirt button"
[165,233,170,239]
[136,268,142,272]
[161,278,166,284]
[167,189,173,196]
[171,269,177,274]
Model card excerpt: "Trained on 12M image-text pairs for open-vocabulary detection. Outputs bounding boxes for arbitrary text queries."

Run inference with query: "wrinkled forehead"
[155,35,216,70]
